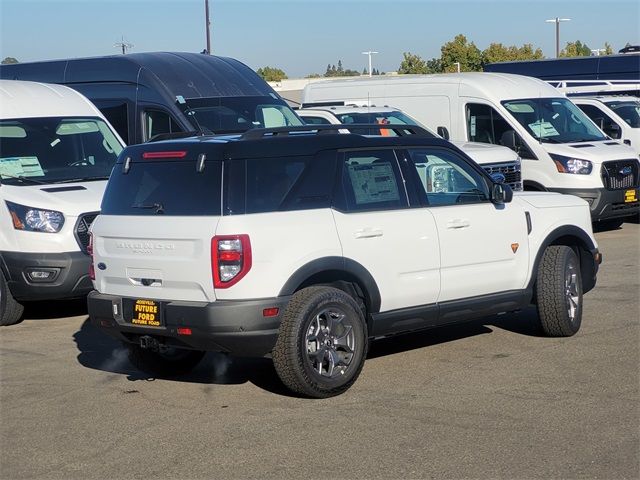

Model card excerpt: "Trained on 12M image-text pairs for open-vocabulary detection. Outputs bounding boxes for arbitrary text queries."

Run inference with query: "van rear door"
[91,148,222,303]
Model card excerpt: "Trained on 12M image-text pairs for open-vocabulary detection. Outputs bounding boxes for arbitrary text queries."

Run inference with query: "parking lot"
[0,223,637,479]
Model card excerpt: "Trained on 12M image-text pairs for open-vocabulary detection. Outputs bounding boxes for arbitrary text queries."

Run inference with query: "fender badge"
[511,243,519,254]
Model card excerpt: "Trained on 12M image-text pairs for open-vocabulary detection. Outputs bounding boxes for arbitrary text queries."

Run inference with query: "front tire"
[126,343,205,377]
[0,271,24,326]
[535,246,583,337]
[273,286,368,398]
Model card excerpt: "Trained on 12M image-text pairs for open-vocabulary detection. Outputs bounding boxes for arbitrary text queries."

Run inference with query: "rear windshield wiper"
[52,176,111,184]
[0,173,48,185]
[131,202,165,214]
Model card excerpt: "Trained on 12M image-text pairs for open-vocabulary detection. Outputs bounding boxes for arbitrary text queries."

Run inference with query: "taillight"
[87,232,95,281]
[142,151,187,159]
[212,235,252,288]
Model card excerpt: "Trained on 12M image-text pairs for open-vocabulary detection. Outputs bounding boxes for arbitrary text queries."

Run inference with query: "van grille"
[482,162,522,191]
[74,212,99,253]
[601,160,639,190]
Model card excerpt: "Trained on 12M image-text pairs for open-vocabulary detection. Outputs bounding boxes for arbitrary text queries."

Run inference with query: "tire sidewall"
[565,248,583,333]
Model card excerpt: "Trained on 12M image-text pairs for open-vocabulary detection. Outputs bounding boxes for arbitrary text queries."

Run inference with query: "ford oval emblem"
[97,262,107,271]
[620,166,632,175]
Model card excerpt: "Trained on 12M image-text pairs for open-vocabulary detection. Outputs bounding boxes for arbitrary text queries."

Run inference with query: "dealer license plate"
[624,189,638,203]
[129,299,163,327]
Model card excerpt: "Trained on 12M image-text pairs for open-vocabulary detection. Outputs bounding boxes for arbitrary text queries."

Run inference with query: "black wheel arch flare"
[278,257,382,314]
[527,225,599,294]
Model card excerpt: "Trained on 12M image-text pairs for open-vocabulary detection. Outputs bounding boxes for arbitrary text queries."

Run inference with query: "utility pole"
[114,36,133,55]
[545,17,571,58]
[454,62,461,73]
[362,51,379,77]
[204,0,211,54]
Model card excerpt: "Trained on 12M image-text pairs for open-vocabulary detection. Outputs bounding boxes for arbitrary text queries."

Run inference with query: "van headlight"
[5,201,65,233]
[550,154,593,175]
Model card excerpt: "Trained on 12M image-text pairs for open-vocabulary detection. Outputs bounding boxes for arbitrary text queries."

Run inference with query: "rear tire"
[535,246,583,337]
[0,271,24,326]
[273,286,368,398]
[126,343,205,377]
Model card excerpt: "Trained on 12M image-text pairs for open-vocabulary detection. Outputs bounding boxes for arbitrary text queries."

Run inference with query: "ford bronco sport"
[88,125,601,398]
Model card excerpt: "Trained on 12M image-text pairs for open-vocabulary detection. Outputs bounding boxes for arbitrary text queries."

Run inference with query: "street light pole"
[204,0,211,54]
[545,17,571,58]
[362,51,379,77]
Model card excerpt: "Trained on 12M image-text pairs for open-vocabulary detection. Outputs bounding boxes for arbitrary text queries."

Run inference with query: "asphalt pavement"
[1,224,638,479]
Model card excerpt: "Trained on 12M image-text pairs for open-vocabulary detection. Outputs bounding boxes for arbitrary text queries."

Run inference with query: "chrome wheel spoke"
[334,326,354,354]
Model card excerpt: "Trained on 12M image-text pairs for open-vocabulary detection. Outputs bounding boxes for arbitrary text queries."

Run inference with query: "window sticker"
[0,156,45,178]
[347,162,400,205]
[470,116,476,136]
[528,120,559,137]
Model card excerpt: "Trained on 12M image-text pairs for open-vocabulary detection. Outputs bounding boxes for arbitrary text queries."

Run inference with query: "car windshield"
[502,97,606,143]
[177,95,303,134]
[0,117,123,186]
[605,100,640,128]
[335,110,435,137]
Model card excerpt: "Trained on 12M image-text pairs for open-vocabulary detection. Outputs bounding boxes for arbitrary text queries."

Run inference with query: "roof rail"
[239,124,435,140]
[549,80,640,96]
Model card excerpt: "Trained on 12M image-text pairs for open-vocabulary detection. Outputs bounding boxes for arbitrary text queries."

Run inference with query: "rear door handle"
[446,219,470,230]
[354,228,383,239]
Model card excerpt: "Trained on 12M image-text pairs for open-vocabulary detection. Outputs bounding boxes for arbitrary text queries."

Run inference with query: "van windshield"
[0,117,123,186]
[178,95,303,134]
[502,97,606,143]
[605,100,640,128]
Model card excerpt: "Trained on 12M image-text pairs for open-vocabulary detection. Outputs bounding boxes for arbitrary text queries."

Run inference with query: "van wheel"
[273,286,368,398]
[0,271,24,326]
[126,343,205,377]
[535,246,583,337]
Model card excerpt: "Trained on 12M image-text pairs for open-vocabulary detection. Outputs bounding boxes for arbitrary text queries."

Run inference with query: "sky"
[1,0,639,78]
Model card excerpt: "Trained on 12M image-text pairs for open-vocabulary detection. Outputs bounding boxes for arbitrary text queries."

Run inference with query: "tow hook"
[139,335,160,351]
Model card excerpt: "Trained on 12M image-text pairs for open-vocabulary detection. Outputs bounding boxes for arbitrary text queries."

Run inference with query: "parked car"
[88,125,601,398]
[0,52,304,145]
[0,80,125,326]
[301,73,640,229]
[298,105,522,190]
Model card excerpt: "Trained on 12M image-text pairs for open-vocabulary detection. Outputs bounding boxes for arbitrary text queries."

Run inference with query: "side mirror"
[500,130,517,150]
[605,123,622,139]
[491,183,513,205]
[437,126,450,140]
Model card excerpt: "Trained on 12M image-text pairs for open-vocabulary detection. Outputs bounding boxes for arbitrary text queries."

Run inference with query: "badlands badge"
[511,243,519,254]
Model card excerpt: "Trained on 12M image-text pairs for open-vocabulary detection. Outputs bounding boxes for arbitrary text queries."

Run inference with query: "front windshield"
[502,97,606,143]
[605,100,640,128]
[0,117,123,186]
[178,95,303,134]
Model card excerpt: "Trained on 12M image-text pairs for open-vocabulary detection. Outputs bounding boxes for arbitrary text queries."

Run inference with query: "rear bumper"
[1,250,92,301]
[551,187,639,222]
[87,291,290,357]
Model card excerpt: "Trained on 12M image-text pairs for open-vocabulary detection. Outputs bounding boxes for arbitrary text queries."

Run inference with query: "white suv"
[298,105,523,191]
[88,125,601,398]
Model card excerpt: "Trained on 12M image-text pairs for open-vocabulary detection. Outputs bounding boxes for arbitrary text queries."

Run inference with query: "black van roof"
[0,52,274,99]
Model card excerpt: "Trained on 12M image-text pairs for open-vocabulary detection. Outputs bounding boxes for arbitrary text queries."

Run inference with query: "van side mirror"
[437,126,450,140]
[491,183,513,205]
[500,130,517,150]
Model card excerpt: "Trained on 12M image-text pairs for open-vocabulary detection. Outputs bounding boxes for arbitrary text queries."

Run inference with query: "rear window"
[101,160,222,216]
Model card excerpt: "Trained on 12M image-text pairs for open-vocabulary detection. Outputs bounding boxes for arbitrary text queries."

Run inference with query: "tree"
[604,42,614,55]
[256,66,287,82]
[482,42,544,65]
[398,52,429,74]
[560,40,591,57]
[441,34,483,72]
[425,57,443,73]
[1,57,18,64]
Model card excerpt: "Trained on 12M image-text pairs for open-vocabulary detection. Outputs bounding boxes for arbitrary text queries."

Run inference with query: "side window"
[225,153,337,215]
[466,103,537,159]
[578,104,621,139]
[302,116,332,125]
[337,149,408,212]
[143,109,182,141]
[405,148,490,207]
[95,101,129,144]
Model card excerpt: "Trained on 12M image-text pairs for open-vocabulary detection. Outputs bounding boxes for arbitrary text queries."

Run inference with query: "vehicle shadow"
[24,298,88,320]
[73,307,543,397]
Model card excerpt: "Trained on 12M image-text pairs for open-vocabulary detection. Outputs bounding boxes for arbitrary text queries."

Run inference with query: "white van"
[297,105,523,190]
[0,80,125,325]
[302,73,640,226]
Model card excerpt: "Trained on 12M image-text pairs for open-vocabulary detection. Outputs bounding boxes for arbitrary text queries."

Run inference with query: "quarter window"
[144,109,182,141]
[577,104,622,139]
[405,148,489,206]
